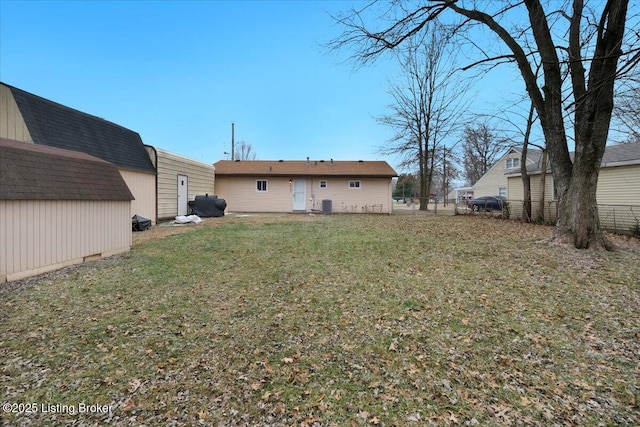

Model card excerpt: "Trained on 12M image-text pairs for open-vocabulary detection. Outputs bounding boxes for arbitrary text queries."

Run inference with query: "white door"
[177,174,188,216]
[293,179,306,211]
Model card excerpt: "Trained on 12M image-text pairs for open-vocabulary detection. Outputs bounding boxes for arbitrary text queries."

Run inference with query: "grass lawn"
[1,215,639,426]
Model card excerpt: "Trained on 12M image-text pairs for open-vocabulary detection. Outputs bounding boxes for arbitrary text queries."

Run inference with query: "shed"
[1,82,157,222]
[0,138,134,283]
[145,146,215,220]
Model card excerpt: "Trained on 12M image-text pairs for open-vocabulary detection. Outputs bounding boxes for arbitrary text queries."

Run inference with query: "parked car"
[470,196,509,212]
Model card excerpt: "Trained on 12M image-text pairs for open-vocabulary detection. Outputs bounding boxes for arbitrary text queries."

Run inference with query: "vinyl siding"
[119,169,156,222]
[508,164,640,206]
[215,177,295,212]
[507,174,555,203]
[0,200,131,282]
[473,150,523,197]
[508,164,640,220]
[596,165,640,205]
[150,148,215,220]
[0,84,32,142]
[308,177,393,213]
[507,174,557,219]
[216,176,393,213]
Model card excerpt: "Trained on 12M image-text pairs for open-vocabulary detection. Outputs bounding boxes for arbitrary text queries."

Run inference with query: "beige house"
[1,138,133,283]
[214,159,397,214]
[507,143,640,229]
[1,82,157,222]
[146,146,215,220]
[459,147,542,199]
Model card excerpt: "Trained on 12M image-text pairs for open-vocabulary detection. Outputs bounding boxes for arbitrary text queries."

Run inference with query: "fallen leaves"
[1,215,639,425]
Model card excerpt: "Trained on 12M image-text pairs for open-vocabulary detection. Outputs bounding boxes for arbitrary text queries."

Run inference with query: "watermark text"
[2,402,112,415]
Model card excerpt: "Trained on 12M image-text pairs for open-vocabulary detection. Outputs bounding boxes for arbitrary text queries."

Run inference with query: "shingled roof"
[4,83,155,174]
[600,142,640,166]
[506,142,640,176]
[214,160,397,177]
[0,138,134,201]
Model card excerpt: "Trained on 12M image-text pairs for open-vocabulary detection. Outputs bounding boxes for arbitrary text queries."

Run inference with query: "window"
[498,187,507,197]
[349,180,361,189]
[256,180,268,192]
[319,180,327,189]
[505,158,520,169]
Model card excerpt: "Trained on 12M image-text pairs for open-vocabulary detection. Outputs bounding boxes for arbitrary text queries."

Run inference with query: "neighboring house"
[214,159,398,214]
[146,146,215,220]
[0,82,157,222]
[457,146,542,199]
[0,138,133,282]
[507,142,640,221]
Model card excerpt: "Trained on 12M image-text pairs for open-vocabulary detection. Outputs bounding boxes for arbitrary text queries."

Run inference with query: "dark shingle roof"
[214,160,398,177]
[4,83,155,174]
[0,138,134,201]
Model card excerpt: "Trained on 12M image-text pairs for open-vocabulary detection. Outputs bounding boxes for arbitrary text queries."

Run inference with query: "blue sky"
[0,0,525,174]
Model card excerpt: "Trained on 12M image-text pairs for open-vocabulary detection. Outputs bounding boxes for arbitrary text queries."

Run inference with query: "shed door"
[178,175,188,216]
[292,180,306,211]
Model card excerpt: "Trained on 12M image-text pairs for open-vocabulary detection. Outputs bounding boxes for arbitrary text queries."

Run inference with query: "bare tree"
[330,0,640,249]
[518,103,538,223]
[461,122,507,186]
[434,146,460,205]
[615,78,640,143]
[232,141,257,161]
[377,24,469,210]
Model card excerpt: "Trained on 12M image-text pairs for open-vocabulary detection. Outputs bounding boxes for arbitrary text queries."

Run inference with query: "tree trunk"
[537,149,547,222]
[547,136,612,249]
[418,134,427,210]
[521,102,536,223]
[564,171,609,249]
[554,142,612,250]
[521,146,531,223]
[420,172,429,210]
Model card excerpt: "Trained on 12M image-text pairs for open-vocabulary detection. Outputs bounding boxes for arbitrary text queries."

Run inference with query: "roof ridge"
[2,82,140,135]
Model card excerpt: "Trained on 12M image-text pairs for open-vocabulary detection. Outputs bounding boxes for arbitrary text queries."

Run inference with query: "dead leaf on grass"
[357,411,370,421]
[407,412,421,422]
[128,378,142,392]
[121,399,135,411]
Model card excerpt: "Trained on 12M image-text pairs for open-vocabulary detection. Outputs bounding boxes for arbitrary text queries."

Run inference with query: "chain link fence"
[455,199,640,237]
[393,197,457,215]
